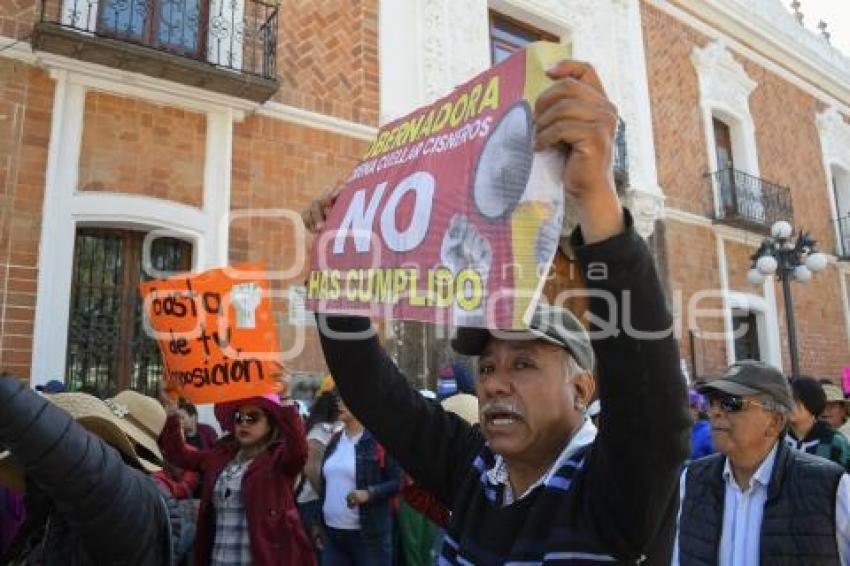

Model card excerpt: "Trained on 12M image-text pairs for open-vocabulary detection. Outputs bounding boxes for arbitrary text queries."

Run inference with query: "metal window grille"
[66,229,192,398]
[40,0,279,79]
[709,168,794,231]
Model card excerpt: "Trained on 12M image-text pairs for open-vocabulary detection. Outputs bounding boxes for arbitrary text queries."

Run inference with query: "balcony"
[708,168,794,233]
[34,0,279,102]
[837,215,850,260]
[613,119,628,193]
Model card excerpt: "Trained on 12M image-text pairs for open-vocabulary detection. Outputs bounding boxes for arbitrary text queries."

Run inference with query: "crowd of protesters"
[0,58,849,565]
[3,363,850,565]
[0,366,481,566]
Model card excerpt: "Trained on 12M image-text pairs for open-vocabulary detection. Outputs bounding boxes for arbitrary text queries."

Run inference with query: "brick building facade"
[641,1,850,381]
[0,0,378,402]
[0,0,847,401]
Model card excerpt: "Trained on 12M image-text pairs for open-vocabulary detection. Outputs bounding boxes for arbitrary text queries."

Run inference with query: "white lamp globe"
[756,255,778,275]
[771,220,793,239]
[805,252,828,272]
[747,268,766,285]
[793,265,812,282]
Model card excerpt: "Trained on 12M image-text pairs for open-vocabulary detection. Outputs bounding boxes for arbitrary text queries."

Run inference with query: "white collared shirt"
[672,442,850,565]
[486,418,597,506]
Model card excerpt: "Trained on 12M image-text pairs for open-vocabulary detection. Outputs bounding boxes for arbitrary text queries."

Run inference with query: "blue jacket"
[689,419,714,461]
[320,429,402,540]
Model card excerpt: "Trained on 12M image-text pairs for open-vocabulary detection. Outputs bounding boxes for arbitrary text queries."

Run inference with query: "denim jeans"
[321,526,392,566]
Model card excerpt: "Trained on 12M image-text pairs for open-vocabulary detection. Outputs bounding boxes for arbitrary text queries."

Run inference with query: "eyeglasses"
[706,393,774,413]
[233,411,264,425]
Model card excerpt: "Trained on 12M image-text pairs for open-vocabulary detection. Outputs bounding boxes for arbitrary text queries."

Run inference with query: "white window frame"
[830,165,850,257]
[817,107,850,258]
[691,40,760,218]
[726,291,782,369]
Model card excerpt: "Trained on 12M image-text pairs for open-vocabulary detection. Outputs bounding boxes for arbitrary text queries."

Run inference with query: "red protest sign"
[139,265,282,404]
[306,42,570,329]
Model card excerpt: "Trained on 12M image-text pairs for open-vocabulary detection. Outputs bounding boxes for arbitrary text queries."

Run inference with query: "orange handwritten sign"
[139,265,282,404]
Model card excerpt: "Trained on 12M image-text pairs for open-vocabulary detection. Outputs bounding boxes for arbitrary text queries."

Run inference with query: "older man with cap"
[304,59,690,564]
[672,361,850,565]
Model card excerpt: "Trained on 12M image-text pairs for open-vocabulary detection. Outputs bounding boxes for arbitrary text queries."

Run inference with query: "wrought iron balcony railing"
[36,0,279,100]
[837,215,850,260]
[709,168,793,232]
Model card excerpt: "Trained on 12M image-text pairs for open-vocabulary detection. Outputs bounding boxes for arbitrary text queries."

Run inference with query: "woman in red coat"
[160,392,314,566]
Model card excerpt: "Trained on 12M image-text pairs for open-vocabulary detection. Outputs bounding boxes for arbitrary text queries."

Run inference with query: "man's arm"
[572,213,690,559]
[534,60,688,558]
[317,315,483,505]
[0,376,171,564]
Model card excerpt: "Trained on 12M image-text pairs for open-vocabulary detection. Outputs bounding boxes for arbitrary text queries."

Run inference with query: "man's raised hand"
[301,185,343,234]
[534,60,623,244]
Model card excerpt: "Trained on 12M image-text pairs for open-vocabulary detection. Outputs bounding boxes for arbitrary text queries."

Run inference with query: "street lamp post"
[747,220,829,378]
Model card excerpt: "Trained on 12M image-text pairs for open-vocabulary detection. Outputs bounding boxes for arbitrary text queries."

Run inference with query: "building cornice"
[666,0,850,106]
[257,103,377,141]
[0,35,37,64]
[37,51,257,118]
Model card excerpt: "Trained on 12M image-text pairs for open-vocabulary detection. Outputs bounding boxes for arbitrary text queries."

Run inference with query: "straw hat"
[0,390,167,491]
[441,393,479,425]
[49,390,166,473]
[822,383,847,404]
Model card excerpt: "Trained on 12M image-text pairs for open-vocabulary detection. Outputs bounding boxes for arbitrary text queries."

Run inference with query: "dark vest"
[678,440,844,565]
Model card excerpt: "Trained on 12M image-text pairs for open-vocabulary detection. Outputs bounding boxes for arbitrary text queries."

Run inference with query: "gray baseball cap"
[698,360,793,412]
[450,303,595,371]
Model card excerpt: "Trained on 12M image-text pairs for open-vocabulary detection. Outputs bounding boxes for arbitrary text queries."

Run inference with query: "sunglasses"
[705,392,773,413]
[233,411,264,425]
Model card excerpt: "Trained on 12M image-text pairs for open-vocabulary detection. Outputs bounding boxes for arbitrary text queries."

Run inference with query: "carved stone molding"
[622,187,666,239]
[817,107,850,169]
[691,40,757,110]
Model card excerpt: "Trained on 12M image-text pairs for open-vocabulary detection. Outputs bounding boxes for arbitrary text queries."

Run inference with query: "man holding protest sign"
[303,54,689,564]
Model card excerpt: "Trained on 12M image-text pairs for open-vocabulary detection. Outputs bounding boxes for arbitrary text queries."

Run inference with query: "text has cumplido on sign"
[139,265,282,404]
[307,42,569,329]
